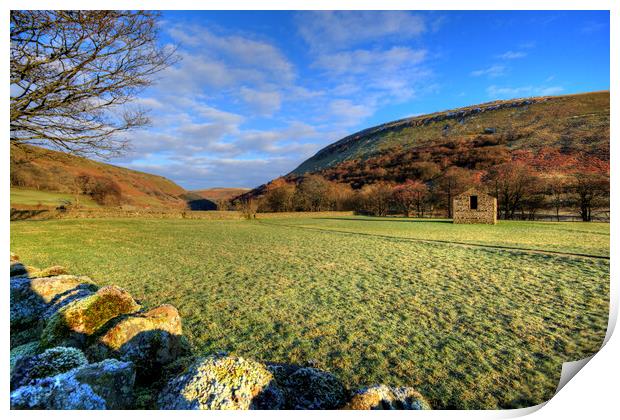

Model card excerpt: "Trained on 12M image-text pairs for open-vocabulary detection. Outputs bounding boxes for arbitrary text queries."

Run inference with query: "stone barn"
[453,188,497,224]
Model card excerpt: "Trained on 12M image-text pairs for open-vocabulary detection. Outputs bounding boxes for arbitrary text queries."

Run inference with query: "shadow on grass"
[316,217,452,224]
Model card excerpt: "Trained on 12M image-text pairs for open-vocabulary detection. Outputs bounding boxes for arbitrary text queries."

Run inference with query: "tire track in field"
[257,220,610,261]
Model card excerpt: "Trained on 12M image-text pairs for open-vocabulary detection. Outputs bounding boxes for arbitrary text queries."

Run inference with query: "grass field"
[10,187,100,208]
[10,216,609,409]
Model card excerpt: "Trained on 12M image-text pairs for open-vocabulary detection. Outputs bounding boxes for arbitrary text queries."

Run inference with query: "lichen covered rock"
[10,359,135,409]
[40,285,140,349]
[30,266,68,278]
[10,374,106,409]
[10,342,39,373]
[279,366,347,409]
[97,304,182,350]
[10,276,47,330]
[11,347,89,390]
[30,275,97,304]
[72,359,136,409]
[158,355,284,410]
[89,304,190,378]
[10,328,42,349]
[344,385,431,410]
[11,275,98,332]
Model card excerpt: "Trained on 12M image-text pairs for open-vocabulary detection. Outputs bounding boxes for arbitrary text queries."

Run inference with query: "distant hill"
[192,188,250,202]
[283,91,609,188]
[10,145,188,209]
[183,188,250,210]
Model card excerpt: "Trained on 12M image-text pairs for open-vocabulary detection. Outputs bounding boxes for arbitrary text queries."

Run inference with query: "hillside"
[288,91,609,187]
[10,145,188,209]
[192,188,250,202]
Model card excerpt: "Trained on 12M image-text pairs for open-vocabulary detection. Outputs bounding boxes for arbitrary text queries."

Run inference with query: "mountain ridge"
[286,91,609,186]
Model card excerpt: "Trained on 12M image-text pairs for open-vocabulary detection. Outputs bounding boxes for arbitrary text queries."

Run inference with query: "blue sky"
[111,10,610,190]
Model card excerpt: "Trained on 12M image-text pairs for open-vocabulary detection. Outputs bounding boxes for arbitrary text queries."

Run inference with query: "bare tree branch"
[10,10,178,158]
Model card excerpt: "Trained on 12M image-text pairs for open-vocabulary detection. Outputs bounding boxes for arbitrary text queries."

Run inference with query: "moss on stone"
[158,355,284,409]
[32,347,89,378]
[98,304,182,351]
[11,346,89,390]
[281,366,347,409]
[40,285,140,349]
[10,342,39,373]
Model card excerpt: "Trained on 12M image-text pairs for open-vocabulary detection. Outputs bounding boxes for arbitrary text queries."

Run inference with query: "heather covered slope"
[10,146,188,209]
[290,91,609,184]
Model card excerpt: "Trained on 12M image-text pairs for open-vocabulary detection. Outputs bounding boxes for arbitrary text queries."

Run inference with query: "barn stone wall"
[453,192,497,224]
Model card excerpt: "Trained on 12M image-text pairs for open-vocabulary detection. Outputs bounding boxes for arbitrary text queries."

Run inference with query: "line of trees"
[253,161,609,221]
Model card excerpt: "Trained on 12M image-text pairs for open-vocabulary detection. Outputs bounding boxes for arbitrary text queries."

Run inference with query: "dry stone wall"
[10,253,431,410]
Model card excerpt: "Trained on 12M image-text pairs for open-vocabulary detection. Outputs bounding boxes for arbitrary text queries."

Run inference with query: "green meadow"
[11,187,100,208]
[10,216,609,409]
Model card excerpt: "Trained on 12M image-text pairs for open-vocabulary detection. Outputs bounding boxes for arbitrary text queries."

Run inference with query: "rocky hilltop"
[287,91,609,186]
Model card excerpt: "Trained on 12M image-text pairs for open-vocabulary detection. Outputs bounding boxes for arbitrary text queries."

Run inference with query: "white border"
[2,1,616,419]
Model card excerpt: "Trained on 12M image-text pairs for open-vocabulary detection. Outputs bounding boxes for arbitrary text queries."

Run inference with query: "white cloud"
[108,14,443,189]
[312,46,431,105]
[239,87,282,116]
[167,26,295,83]
[329,99,375,127]
[496,50,527,60]
[123,156,299,189]
[131,97,165,110]
[154,25,296,100]
[195,105,245,126]
[237,122,319,154]
[314,47,427,75]
[471,65,506,78]
[297,11,426,51]
[581,21,607,34]
[486,85,564,99]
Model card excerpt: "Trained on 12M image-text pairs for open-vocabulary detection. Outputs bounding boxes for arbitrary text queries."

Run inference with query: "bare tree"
[216,198,230,211]
[434,167,478,218]
[10,11,177,157]
[236,198,258,220]
[358,183,393,216]
[569,173,609,222]
[544,173,569,221]
[293,175,332,211]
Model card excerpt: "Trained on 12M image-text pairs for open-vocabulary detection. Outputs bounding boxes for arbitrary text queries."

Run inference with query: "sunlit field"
[10,216,609,409]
